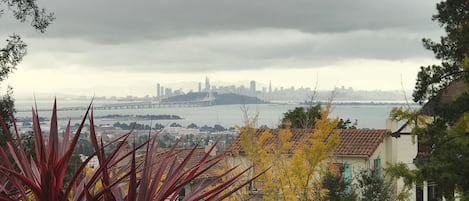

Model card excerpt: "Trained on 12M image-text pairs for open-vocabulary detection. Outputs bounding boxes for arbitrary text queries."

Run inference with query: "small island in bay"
[161,92,266,105]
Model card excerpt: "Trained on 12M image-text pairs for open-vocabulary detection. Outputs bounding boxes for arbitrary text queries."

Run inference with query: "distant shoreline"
[271,100,419,106]
[14,99,419,111]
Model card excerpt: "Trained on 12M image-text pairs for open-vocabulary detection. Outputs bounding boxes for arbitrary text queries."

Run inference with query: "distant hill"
[161,92,266,105]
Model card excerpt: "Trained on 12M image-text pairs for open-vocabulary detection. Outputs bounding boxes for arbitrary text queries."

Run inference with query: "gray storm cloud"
[1,0,441,72]
[29,0,440,41]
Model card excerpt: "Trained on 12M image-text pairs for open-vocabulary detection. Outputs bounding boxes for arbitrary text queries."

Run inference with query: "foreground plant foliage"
[389,0,469,199]
[236,103,340,201]
[0,100,257,201]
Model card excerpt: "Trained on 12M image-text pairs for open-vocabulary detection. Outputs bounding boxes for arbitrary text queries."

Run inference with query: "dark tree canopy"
[280,104,357,129]
[1,0,54,80]
[0,0,54,135]
[337,118,358,129]
[356,170,395,201]
[213,124,225,131]
[413,0,469,104]
[409,0,469,199]
[187,123,198,129]
[322,170,357,201]
[170,122,182,127]
[280,105,321,129]
[154,123,165,130]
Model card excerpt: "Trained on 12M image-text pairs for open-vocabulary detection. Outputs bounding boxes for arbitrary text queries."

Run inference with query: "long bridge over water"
[17,99,214,112]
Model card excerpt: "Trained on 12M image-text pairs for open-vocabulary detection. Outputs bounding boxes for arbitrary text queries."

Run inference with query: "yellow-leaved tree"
[231,102,339,201]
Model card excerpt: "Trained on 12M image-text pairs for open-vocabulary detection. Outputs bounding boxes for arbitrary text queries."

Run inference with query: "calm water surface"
[14,99,418,129]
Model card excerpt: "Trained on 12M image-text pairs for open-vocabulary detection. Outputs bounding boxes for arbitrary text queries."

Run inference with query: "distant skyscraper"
[250,80,256,94]
[157,83,161,97]
[269,80,272,93]
[165,88,172,97]
[205,77,210,92]
[198,82,202,93]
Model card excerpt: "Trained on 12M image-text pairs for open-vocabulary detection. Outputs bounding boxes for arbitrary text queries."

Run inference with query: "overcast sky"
[1,0,442,98]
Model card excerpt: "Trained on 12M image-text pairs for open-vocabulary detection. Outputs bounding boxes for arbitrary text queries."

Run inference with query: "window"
[373,158,381,177]
[343,163,352,182]
[416,183,423,201]
[343,163,352,192]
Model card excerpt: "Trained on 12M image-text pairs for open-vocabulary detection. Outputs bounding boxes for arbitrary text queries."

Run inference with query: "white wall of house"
[332,120,418,200]
[386,118,418,200]
[333,155,369,176]
[388,120,463,201]
[395,134,417,196]
[334,142,386,190]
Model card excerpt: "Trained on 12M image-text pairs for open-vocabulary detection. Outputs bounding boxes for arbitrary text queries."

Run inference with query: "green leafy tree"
[392,0,469,199]
[154,123,165,129]
[187,123,198,129]
[170,122,182,127]
[356,170,395,201]
[322,170,357,201]
[280,105,321,128]
[76,139,94,156]
[259,124,269,129]
[337,118,358,129]
[413,0,468,103]
[20,131,34,157]
[280,105,357,129]
[0,0,54,137]
[214,124,225,131]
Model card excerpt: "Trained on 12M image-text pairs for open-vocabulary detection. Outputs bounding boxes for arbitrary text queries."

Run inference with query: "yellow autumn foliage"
[235,102,340,201]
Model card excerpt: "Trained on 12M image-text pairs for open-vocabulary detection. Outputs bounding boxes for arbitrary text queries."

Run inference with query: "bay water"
[14,99,417,129]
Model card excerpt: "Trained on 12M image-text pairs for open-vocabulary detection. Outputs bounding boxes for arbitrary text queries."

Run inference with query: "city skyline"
[17,77,412,101]
[1,0,441,98]
[149,77,414,99]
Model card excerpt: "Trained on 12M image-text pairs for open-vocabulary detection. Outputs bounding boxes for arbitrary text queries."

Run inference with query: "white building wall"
[334,142,387,188]
[333,156,369,178]
[386,118,419,200]
[333,125,418,200]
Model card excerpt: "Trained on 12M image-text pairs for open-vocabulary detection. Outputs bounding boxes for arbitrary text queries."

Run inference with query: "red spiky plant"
[0,100,261,201]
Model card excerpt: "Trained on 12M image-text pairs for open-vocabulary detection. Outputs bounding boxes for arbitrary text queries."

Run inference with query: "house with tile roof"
[227,124,418,199]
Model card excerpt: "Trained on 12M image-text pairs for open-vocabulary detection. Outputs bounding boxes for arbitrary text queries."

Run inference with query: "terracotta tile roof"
[334,129,387,156]
[228,128,388,157]
[137,147,222,180]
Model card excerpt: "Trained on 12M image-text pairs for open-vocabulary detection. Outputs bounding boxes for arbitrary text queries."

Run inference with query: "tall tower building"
[165,88,172,97]
[198,82,202,93]
[205,77,210,92]
[250,80,256,94]
[269,80,272,94]
[157,83,161,98]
